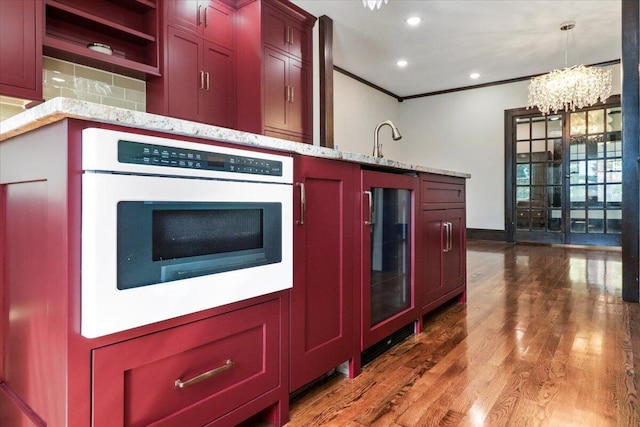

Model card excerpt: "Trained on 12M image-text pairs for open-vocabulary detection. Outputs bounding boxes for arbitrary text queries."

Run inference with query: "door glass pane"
[517,209,530,230]
[570,185,585,206]
[570,112,586,135]
[587,135,605,158]
[532,117,546,139]
[531,163,546,186]
[587,184,604,208]
[607,210,622,234]
[606,184,622,206]
[516,165,530,185]
[570,136,586,160]
[516,120,530,140]
[548,163,562,185]
[516,186,530,203]
[532,139,546,154]
[570,210,586,232]
[548,186,561,208]
[549,209,562,231]
[588,110,605,133]
[548,116,562,137]
[606,107,622,131]
[587,160,604,183]
[531,210,545,230]
[369,188,411,326]
[569,161,586,184]
[606,159,622,183]
[588,210,604,233]
[606,138,622,157]
[516,141,530,163]
[549,139,563,160]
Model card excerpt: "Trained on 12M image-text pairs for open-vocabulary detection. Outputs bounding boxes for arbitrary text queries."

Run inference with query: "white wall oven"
[81,128,293,338]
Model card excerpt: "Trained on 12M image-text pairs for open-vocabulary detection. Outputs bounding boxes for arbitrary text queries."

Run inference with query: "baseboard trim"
[467,228,508,241]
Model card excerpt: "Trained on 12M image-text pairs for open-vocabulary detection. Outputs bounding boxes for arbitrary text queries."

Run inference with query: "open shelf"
[44,0,159,78]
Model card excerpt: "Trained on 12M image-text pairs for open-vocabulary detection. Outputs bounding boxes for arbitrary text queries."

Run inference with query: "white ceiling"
[290,0,622,98]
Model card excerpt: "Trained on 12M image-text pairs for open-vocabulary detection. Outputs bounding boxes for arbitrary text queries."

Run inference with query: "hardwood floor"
[285,240,640,426]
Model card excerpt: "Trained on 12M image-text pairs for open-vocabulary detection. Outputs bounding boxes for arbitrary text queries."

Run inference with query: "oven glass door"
[117,201,282,289]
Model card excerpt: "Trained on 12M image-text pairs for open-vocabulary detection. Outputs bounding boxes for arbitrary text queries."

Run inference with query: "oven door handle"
[295,182,305,225]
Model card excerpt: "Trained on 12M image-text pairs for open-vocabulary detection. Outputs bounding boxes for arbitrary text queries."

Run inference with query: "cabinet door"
[419,209,446,306]
[0,0,41,100]
[290,156,356,391]
[263,4,289,53]
[287,58,311,138]
[166,0,200,34]
[167,27,203,122]
[263,47,289,132]
[418,208,466,313]
[262,4,310,60]
[202,41,235,128]
[444,208,466,293]
[202,0,234,48]
[360,171,418,350]
[287,20,310,60]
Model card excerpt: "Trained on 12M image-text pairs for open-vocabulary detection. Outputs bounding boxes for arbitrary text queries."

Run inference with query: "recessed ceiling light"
[406,16,422,26]
[469,72,480,79]
[397,59,408,67]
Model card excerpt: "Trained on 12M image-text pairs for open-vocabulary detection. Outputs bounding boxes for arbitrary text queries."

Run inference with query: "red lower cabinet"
[416,174,467,317]
[93,299,283,426]
[418,209,466,310]
[290,156,357,391]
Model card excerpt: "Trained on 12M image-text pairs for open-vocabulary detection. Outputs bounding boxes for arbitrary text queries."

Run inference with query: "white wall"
[333,72,402,155]
[332,64,621,231]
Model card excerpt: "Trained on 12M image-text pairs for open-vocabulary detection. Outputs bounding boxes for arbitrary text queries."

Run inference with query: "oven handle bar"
[174,359,234,389]
[296,182,306,225]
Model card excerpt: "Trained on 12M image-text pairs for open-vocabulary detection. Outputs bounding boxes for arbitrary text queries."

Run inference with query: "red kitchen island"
[0,99,469,426]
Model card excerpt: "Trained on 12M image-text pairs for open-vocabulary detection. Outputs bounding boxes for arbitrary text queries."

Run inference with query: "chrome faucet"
[373,120,402,158]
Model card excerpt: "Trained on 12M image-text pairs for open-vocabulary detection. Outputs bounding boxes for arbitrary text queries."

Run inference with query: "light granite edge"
[0,98,471,179]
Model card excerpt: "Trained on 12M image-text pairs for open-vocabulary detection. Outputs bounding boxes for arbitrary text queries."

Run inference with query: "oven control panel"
[117,140,283,176]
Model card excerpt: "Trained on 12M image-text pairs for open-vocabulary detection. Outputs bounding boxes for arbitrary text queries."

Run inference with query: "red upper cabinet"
[236,0,316,144]
[263,3,310,60]
[166,0,235,48]
[262,48,310,139]
[0,0,42,100]
[147,0,236,128]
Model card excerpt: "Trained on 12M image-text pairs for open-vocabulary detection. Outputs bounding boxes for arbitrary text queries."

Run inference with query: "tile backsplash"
[1,57,146,121]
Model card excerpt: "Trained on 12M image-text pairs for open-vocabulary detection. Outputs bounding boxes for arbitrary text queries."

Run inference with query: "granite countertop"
[0,98,470,178]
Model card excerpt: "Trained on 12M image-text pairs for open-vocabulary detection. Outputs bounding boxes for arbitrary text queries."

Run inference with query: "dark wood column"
[319,15,334,148]
[622,0,640,302]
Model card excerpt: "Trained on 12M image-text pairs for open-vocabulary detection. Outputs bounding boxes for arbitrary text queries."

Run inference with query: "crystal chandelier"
[363,0,388,10]
[528,21,612,116]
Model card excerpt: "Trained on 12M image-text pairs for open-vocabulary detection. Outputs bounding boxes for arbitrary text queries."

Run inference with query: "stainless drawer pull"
[174,359,234,389]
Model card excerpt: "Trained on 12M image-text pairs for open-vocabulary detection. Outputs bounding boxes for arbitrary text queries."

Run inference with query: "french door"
[506,96,622,246]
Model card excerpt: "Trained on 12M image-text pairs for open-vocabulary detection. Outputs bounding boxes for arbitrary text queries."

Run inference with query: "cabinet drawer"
[421,180,465,205]
[92,299,281,427]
